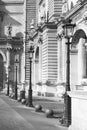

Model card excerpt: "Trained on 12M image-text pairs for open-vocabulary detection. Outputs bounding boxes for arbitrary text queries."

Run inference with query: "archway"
[0,54,4,90]
[72,29,86,45]
[71,29,87,87]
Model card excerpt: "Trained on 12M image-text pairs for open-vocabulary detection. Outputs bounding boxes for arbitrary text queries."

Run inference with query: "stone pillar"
[62,37,66,83]
[32,49,36,92]
[6,48,10,92]
[39,43,42,82]
[78,38,86,85]
[6,49,10,74]
[57,37,66,83]
[20,51,25,88]
[68,91,87,130]
[32,57,35,85]
[57,38,62,83]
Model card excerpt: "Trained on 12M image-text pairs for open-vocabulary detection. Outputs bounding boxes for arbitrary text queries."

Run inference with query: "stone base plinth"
[68,91,87,130]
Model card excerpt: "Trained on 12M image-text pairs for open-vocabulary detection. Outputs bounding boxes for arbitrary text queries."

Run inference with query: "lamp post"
[7,66,11,96]
[62,19,76,127]
[28,42,34,107]
[15,59,19,100]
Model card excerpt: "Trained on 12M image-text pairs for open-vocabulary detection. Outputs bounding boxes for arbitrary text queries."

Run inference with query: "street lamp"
[28,41,34,107]
[14,59,19,100]
[62,19,76,127]
[7,66,11,96]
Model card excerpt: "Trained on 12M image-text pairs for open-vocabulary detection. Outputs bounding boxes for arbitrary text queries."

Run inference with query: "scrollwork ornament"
[56,30,65,40]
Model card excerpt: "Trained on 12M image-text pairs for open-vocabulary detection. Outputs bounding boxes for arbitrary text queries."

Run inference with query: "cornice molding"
[41,22,57,31]
[32,22,57,40]
[64,0,87,19]
[0,37,23,45]
[31,25,43,40]
[64,3,81,18]
[57,1,87,29]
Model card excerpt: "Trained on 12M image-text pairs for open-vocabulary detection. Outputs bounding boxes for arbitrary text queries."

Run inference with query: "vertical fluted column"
[78,38,86,85]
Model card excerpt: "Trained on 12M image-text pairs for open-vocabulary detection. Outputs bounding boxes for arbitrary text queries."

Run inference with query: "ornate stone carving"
[81,5,87,24]
[7,24,12,37]
[38,34,43,44]
[62,0,69,14]
[56,26,64,39]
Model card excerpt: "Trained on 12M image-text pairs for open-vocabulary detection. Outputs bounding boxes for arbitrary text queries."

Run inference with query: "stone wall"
[68,91,87,130]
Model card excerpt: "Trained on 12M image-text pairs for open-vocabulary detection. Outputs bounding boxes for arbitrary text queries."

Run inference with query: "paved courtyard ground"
[0,93,67,130]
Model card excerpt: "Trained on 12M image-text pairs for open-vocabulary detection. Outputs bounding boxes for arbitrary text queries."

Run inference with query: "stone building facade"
[30,0,63,96]
[0,0,25,91]
[57,0,87,90]
[24,0,37,82]
[2,0,87,98]
[57,0,87,129]
[1,0,87,129]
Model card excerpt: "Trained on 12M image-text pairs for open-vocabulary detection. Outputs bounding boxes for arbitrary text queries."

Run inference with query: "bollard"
[17,97,21,102]
[35,104,42,112]
[21,98,26,104]
[45,109,54,118]
[20,90,25,100]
